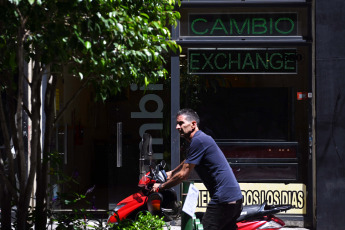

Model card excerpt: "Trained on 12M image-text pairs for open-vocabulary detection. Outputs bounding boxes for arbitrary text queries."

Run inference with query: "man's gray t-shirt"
[185,130,243,204]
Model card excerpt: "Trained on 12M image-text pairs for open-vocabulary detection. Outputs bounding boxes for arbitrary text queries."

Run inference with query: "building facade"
[315,0,345,229]
[46,0,345,229]
[170,0,313,227]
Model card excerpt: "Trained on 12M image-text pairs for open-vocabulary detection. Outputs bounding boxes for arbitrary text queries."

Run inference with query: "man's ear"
[191,121,197,128]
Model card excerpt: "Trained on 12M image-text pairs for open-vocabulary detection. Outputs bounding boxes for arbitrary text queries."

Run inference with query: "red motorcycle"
[107,160,181,224]
[107,133,292,229]
[235,202,291,229]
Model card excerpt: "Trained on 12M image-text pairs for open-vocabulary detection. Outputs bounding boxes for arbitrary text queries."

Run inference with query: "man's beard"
[180,128,194,140]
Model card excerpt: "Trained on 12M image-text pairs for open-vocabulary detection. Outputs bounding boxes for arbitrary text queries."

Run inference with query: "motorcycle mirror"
[150,162,157,169]
[157,161,165,171]
[149,162,158,176]
[140,133,153,159]
[149,166,156,178]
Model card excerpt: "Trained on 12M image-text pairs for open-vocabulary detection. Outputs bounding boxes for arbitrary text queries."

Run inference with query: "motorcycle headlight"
[147,193,163,213]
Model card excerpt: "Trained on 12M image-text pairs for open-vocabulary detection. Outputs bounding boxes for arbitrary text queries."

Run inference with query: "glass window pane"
[232,164,298,181]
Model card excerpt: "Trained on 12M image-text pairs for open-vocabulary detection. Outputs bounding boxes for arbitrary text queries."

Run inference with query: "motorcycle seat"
[237,204,264,222]
[237,201,292,222]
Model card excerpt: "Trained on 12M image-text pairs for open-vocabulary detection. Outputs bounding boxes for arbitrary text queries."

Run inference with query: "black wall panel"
[316,0,345,229]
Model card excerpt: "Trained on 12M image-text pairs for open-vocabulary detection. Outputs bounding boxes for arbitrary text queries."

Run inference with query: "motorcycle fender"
[237,220,266,230]
[108,192,148,223]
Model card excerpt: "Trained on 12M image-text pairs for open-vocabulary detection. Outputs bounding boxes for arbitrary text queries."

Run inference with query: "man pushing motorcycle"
[152,108,243,230]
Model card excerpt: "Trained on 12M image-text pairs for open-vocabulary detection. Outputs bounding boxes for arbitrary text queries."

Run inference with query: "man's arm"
[166,160,185,179]
[152,162,195,192]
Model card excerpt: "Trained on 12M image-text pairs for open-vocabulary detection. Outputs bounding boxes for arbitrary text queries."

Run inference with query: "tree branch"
[54,77,90,124]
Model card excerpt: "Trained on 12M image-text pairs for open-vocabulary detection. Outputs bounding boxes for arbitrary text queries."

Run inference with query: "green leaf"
[79,72,84,79]
[84,41,91,49]
[116,23,123,32]
[140,13,149,19]
[9,0,20,5]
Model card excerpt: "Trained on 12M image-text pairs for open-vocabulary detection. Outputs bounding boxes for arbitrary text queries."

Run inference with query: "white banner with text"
[194,183,306,214]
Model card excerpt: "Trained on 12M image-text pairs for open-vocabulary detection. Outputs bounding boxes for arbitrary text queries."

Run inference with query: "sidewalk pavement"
[163,226,309,230]
[164,220,310,230]
[163,219,311,230]
[44,216,311,230]
[45,221,310,230]
[163,225,310,230]
[45,219,310,230]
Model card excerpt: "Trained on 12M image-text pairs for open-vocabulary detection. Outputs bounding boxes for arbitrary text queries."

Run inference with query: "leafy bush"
[47,210,167,229]
[108,212,167,230]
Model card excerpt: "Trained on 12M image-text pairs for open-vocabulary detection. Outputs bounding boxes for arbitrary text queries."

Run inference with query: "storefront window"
[176,0,312,218]
[179,44,310,182]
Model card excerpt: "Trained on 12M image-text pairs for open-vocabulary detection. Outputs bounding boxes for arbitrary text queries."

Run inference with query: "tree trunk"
[16,202,29,230]
[0,93,16,230]
[0,186,12,230]
[12,15,34,230]
[35,74,57,230]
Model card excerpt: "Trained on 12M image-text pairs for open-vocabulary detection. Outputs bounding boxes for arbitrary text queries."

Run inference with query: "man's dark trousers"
[202,199,243,230]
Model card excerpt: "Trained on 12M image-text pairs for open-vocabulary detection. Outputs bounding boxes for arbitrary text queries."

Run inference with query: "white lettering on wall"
[130,83,164,159]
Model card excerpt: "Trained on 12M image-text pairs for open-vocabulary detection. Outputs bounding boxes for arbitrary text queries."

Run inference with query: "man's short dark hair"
[177,108,200,125]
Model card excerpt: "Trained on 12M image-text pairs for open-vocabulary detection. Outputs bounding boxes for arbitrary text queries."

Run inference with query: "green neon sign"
[188,48,298,74]
[189,13,297,36]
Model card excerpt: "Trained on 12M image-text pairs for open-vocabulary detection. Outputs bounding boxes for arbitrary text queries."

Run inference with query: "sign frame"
[188,12,298,37]
[188,48,299,75]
